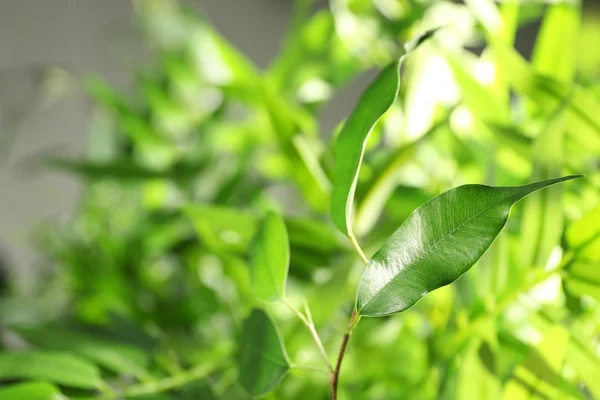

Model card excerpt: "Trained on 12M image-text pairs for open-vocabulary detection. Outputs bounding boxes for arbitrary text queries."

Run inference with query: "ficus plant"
[1,0,599,399]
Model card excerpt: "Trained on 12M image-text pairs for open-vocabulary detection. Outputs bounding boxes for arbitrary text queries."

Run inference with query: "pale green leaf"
[250,211,290,301]
[0,351,102,389]
[566,263,600,301]
[501,327,574,400]
[238,309,290,397]
[0,382,61,400]
[15,326,149,378]
[567,205,600,261]
[531,3,579,83]
[356,176,581,316]
[519,107,567,268]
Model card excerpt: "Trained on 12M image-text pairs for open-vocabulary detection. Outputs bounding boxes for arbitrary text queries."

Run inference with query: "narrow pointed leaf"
[15,326,149,378]
[519,107,567,268]
[567,204,600,261]
[0,382,61,400]
[0,351,102,389]
[331,29,438,237]
[356,175,581,317]
[238,309,290,397]
[250,211,290,301]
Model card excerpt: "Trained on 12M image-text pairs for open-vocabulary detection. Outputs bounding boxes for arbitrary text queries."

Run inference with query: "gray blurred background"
[0,0,295,272]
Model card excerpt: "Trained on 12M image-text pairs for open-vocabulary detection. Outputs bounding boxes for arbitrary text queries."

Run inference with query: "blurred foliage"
[1,0,599,399]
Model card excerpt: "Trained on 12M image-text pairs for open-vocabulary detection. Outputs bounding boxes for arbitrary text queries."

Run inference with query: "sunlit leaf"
[566,334,600,398]
[531,3,579,83]
[354,120,446,237]
[0,382,61,400]
[238,309,290,397]
[519,107,567,268]
[501,327,581,400]
[331,29,438,237]
[356,176,581,316]
[457,339,500,400]
[0,351,102,389]
[250,211,290,301]
[566,205,600,261]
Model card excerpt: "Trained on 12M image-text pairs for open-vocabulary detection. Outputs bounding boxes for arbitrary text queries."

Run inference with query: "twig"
[282,298,334,373]
[349,234,369,264]
[330,309,359,400]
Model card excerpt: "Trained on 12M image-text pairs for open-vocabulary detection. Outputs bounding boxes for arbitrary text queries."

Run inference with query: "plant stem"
[290,364,330,375]
[329,233,368,398]
[330,309,359,400]
[282,298,334,373]
[349,234,369,264]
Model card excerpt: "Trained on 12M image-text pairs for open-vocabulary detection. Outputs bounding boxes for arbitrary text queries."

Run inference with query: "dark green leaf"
[330,29,438,237]
[238,309,290,397]
[356,175,581,316]
[0,351,102,389]
[250,211,290,301]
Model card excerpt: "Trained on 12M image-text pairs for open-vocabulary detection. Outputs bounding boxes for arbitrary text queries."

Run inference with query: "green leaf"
[457,339,500,400]
[0,382,61,400]
[567,204,600,261]
[238,309,290,397]
[531,3,579,83]
[185,205,259,254]
[14,326,149,378]
[356,175,581,317]
[250,211,290,301]
[490,38,600,140]
[566,263,600,301]
[501,327,579,400]
[519,107,567,268]
[354,119,446,237]
[0,351,102,389]
[566,333,600,398]
[330,29,437,237]
[48,158,207,181]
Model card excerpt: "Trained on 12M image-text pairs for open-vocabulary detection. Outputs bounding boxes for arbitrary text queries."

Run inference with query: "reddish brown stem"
[330,309,357,400]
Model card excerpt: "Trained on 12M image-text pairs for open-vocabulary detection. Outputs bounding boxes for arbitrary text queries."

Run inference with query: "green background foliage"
[1,0,599,399]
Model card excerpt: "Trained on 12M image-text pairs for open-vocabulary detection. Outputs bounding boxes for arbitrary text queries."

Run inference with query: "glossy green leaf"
[15,326,149,378]
[238,309,290,397]
[356,175,581,317]
[0,382,61,400]
[250,211,290,301]
[330,29,437,237]
[0,351,102,389]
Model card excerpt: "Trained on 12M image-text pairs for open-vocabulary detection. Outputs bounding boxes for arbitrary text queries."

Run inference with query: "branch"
[330,309,359,400]
[282,298,334,373]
